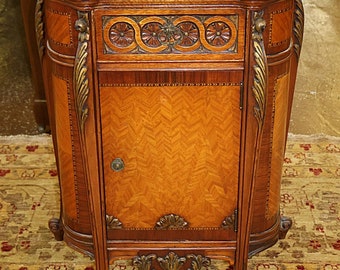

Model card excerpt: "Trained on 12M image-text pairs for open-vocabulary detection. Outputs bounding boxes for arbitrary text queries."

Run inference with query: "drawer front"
[94,9,245,63]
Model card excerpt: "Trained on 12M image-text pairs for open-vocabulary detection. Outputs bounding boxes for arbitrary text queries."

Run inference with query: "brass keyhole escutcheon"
[111,158,125,172]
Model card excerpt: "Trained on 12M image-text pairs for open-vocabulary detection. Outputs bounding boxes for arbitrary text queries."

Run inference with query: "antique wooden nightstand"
[37,0,304,269]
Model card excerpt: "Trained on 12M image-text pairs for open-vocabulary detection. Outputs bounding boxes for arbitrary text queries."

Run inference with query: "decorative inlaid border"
[268,7,293,47]
[100,82,241,88]
[102,15,238,54]
[46,8,74,48]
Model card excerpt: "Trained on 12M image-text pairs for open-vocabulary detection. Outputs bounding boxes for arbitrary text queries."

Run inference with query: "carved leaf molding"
[293,0,304,58]
[74,12,90,132]
[252,11,268,126]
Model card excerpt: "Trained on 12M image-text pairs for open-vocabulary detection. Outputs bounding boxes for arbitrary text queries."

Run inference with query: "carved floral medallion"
[206,21,231,46]
[109,22,135,47]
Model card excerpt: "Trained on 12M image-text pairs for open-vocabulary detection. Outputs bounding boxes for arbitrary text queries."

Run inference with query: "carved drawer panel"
[94,9,245,62]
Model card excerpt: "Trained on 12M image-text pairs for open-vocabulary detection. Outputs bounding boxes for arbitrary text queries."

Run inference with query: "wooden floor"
[0,0,339,136]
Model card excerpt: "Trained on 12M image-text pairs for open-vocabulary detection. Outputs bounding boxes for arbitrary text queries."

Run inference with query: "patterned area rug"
[0,134,339,269]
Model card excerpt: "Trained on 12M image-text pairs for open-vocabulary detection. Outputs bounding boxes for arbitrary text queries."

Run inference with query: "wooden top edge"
[52,0,281,9]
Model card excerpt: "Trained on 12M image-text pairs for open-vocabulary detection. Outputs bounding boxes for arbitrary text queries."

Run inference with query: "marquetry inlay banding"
[46,8,74,47]
[102,15,238,54]
[100,82,240,88]
[269,7,293,47]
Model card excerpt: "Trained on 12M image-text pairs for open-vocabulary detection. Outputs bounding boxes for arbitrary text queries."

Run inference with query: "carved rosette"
[74,12,90,132]
[109,22,135,47]
[252,11,268,126]
[206,22,231,46]
[155,214,189,230]
[103,15,238,54]
[293,0,304,58]
[177,22,199,47]
[35,0,45,60]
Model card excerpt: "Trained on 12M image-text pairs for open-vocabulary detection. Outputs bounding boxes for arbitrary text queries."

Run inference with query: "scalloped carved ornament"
[155,214,189,230]
[221,209,238,232]
[103,15,238,54]
[106,214,123,229]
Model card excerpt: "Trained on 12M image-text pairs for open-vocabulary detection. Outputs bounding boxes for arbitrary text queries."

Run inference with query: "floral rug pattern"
[0,134,339,269]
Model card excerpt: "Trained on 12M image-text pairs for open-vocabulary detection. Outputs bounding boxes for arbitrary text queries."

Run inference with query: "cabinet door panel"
[100,71,241,240]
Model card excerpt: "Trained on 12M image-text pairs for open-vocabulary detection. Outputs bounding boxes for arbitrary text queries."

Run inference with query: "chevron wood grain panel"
[100,83,241,228]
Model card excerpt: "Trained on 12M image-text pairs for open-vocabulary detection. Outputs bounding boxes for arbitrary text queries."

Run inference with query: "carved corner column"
[73,11,109,270]
[20,0,50,132]
[235,10,268,269]
[30,0,64,241]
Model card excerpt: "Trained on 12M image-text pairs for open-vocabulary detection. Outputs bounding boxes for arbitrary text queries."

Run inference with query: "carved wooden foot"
[48,218,64,241]
[279,216,292,239]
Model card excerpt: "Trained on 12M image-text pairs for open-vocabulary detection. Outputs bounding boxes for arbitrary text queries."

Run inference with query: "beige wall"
[289,0,340,136]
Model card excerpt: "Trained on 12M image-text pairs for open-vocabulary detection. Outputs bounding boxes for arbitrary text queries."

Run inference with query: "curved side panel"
[44,0,92,236]
[251,0,302,237]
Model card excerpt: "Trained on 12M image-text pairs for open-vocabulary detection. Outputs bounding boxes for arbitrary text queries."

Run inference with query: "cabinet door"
[99,70,242,242]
